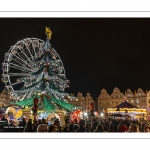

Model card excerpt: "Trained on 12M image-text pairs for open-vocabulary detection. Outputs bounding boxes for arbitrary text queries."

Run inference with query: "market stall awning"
[114,101,138,108]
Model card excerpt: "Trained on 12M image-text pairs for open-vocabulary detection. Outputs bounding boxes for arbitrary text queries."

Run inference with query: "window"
[131,100,134,103]
[136,100,139,103]
[116,101,118,104]
[137,105,140,108]
[149,99,150,103]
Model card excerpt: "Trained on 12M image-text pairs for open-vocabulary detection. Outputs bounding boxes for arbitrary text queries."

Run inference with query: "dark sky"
[0,18,150,99]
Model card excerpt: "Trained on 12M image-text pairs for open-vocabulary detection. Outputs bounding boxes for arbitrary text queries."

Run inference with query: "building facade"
[97,87,150,113]
[98,88,125,113]
[0,90,11,107]
[67,92,95,112]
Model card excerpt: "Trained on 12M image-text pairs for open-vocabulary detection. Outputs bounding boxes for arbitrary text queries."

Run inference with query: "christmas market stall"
[107,100,147,119]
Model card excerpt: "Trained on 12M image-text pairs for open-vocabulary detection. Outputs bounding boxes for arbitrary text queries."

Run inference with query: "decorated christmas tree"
[11,27,77,114]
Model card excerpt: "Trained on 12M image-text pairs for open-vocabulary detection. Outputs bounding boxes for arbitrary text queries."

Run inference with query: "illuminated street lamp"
[101,112,104,117]
[84,112,88,117]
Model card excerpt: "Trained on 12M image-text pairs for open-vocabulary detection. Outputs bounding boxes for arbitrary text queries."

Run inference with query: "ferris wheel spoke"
[25,46,35,61]
[17,52,31,66]
[23,39,35,61]
[32,39,39,59]
[8,73,30,76]
[32,47,37,59]
[10,66,32,73]
[11,82,23,86]
[11,52,31,67]
[13,52,35,67]
[12,54,36,72]
[9,63,33,73]
[11,57,29,70]
[19,47,33,63]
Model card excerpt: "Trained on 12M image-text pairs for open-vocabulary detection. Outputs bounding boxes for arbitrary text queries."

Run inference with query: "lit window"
[131,100,134,103]
[136,100,139,103]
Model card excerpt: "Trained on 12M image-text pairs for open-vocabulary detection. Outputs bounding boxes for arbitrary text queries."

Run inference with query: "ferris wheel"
[1,38,66,95]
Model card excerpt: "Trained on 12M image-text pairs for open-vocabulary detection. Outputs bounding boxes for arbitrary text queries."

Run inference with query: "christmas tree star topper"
[45,27,52,40]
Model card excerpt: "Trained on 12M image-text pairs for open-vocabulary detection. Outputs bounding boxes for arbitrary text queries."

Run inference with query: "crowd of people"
[0,113,150,132]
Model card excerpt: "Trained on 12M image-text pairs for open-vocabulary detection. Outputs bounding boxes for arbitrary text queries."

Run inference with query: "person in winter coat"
[94,124,105,132]
[24,119,34,132]
[118,122,128,132]
[75,119,86,132]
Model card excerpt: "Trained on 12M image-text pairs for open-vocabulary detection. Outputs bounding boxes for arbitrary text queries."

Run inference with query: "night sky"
[0,18,150,99]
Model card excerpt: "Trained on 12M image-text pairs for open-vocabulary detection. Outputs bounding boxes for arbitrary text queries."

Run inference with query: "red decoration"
[94,111,98,115]
[89,103,95,117]
[70,109,81,123]
[89,103,94,111]
[33,97,38,114]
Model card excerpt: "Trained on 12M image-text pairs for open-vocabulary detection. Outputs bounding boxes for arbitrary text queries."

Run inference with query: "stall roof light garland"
[107,108,147,114]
